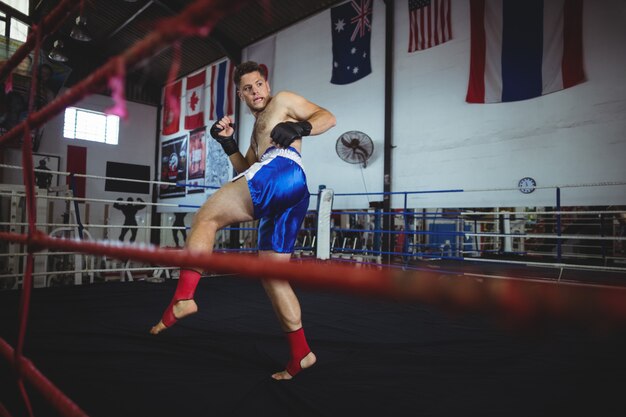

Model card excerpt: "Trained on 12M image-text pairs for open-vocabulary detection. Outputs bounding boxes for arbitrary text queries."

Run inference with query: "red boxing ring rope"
[0,0,251,149]
[0,1,255,416]
[0,0,81,84]
[2,230,626,327]
[0,339,89,417]
[1,0,625,415]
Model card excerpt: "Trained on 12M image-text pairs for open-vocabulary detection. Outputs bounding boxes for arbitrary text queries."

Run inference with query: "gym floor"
[1,275,625,417]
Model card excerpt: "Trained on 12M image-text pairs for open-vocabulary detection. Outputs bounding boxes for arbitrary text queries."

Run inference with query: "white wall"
[4,0,622,250]
[237,0,626,210]
[4,93,157,242]
[239,0,387,210]
[392,0,626,208]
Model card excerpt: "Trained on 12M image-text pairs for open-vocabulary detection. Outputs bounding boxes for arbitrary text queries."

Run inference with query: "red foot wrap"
[285,327,311,377]
[161,269,201,327]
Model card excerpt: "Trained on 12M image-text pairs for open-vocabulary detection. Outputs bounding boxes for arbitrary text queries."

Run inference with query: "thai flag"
[209,59,235,121]
[466,0,584,103]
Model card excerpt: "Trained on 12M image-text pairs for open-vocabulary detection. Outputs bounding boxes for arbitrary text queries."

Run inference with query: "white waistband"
[261,147,303,168]
[232,147,304,183]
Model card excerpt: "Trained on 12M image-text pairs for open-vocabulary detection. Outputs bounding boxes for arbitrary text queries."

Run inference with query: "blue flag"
[330,0,373,85]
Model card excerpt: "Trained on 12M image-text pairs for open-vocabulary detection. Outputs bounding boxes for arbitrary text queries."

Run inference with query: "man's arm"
[268,91,336,148]
[280,91,336,135]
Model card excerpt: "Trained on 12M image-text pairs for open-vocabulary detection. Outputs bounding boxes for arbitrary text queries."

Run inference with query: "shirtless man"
[150,61,336,380]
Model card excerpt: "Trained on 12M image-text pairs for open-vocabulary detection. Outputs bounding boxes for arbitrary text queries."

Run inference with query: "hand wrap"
[270,121,312,148]
[210,121,238,156]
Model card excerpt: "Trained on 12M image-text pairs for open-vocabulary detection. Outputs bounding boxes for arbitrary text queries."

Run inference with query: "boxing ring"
[1,1,626,416]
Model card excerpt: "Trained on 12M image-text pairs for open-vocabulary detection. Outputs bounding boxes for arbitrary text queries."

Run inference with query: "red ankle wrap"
[285,328,311,377]
[174,269,201,300]
[160,269,201,328]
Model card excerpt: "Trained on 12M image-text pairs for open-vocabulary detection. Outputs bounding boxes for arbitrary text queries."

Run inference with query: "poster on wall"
[32,153,60,190]
[159,134,188,199]
[205,134,231,191]
[187,128,206,194]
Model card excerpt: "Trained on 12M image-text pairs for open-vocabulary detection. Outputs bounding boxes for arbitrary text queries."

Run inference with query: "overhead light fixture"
[48,40,68,62]
[70,16,92,42]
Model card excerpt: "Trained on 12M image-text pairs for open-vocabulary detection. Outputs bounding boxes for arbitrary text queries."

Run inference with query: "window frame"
[63,107,120,145]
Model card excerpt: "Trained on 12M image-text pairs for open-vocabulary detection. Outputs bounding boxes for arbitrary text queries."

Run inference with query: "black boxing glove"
[270,121,312,148]
[210,121,238,156]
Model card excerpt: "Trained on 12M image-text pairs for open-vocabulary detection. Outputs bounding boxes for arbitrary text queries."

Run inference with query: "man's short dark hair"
[234,61,265,87]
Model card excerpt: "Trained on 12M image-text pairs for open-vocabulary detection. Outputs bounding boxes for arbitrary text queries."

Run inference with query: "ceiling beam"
[107,0,155,40]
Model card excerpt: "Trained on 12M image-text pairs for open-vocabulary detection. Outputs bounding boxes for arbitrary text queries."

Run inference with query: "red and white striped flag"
[466,0,584,103]
[408,0,452,53]
[184,70,205,130]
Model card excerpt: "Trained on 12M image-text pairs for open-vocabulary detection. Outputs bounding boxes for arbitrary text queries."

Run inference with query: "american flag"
[408,0,452,52]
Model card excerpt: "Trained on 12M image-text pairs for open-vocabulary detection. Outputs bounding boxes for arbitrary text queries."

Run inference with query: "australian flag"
[331,0,373,85]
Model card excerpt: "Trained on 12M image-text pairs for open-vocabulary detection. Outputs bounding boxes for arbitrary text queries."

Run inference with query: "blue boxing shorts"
[233,146,310,253]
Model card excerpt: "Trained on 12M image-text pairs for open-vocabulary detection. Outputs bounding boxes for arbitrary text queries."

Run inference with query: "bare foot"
[271,352,317,380]
[149,299,198,335]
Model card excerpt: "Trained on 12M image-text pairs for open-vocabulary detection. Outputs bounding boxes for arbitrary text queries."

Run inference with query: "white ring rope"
[0,251,87,257]
[459,181,626,193]
[0,191,182,208]
[3,163,625,194]
[0,163,213,189]
[1,222,188,230]
[0,267,178,280]
[463,232,626,241]
[463,257,626,273]
[460,210,626,216]
[4,190,623,217]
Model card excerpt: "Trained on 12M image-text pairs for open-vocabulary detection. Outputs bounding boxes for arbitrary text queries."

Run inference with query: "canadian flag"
[184,70,205,130]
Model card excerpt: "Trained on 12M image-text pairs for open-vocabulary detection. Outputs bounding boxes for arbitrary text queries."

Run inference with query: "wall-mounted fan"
[335,131,374,168]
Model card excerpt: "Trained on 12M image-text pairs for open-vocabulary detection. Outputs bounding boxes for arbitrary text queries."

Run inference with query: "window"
[63,107,120,145]
[9,17,27,41]
[2,1,29,14]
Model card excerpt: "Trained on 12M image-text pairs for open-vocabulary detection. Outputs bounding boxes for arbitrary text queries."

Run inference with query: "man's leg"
[150,178,254,334]
[259,251,316,380]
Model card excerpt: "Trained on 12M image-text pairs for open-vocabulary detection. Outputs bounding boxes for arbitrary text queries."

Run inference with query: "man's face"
[238,71,271,112]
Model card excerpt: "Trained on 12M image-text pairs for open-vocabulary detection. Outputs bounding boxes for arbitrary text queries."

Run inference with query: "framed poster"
[159,134,188,198]
[32,153,60,190]
[187,127,206,194]
[205,132,231,191]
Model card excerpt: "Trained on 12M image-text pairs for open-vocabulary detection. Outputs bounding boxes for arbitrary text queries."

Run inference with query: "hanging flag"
[245,35,276,86]
[184,70,205,130]
[466,0,584,103]
[208,59,235,121]
[408,0,452,52]
[330,0,373,85]
[162,80,182,135]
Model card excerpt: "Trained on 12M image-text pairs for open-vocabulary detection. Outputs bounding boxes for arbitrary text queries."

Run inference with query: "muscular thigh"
[193,177,255,229]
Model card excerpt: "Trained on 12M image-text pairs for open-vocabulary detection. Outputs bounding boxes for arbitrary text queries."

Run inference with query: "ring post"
[556,187,562,263]
[316,186,334,260]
